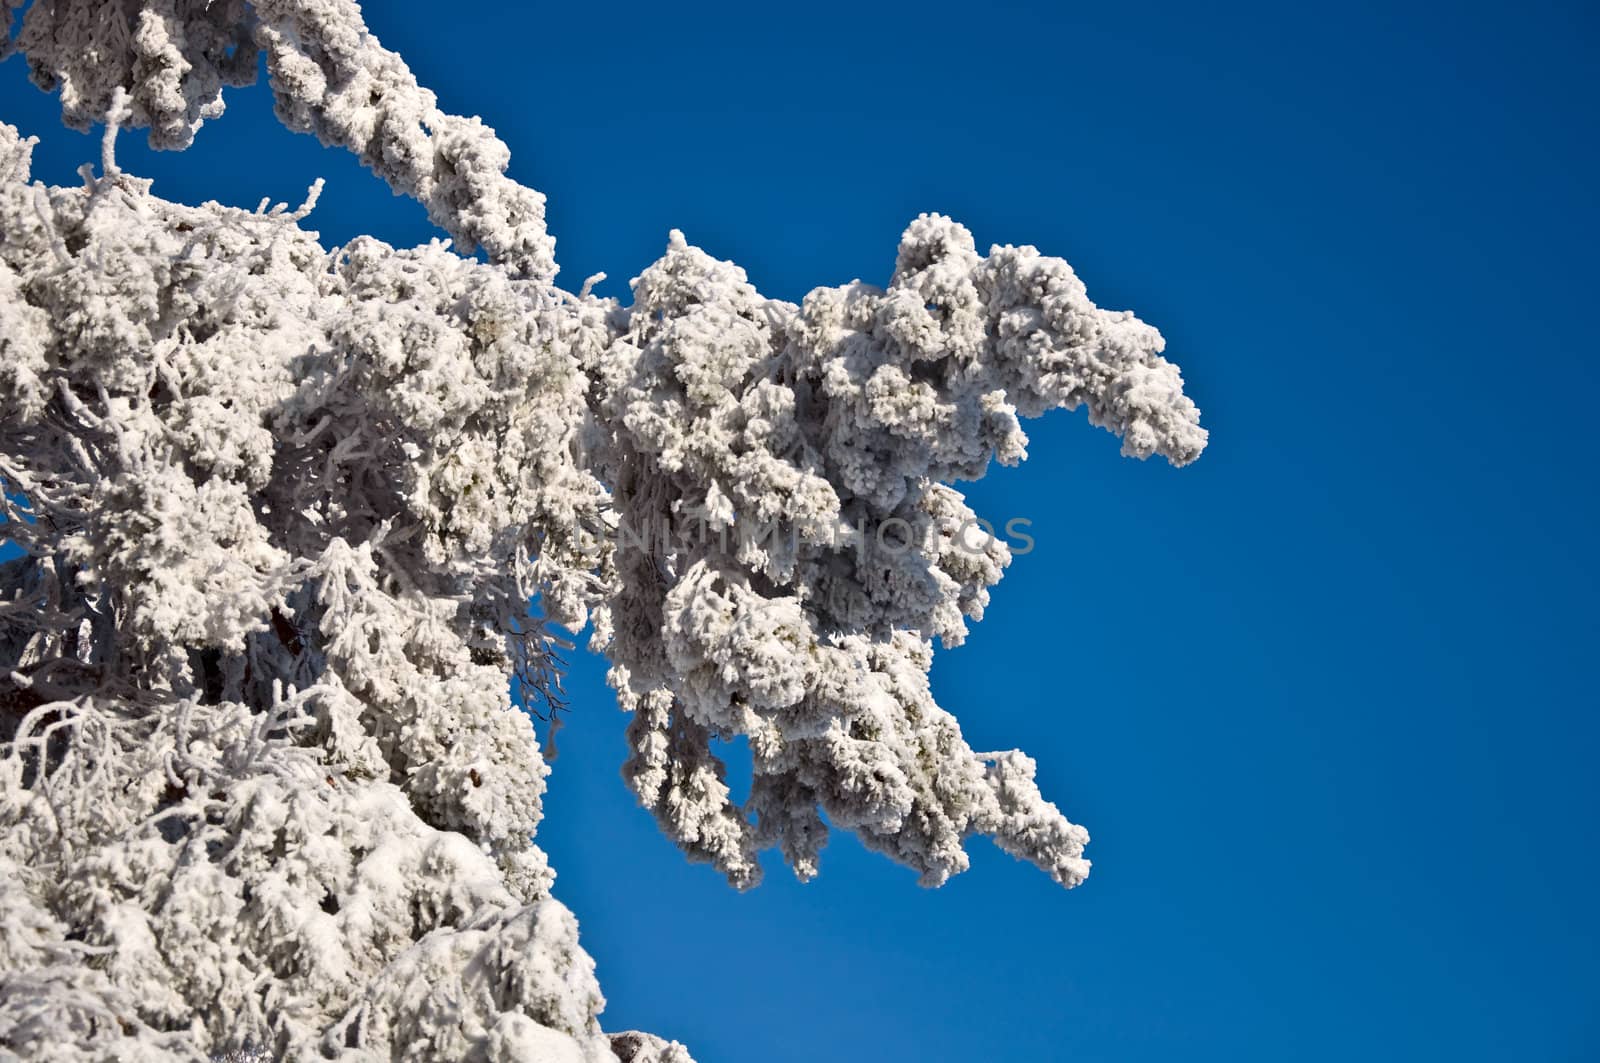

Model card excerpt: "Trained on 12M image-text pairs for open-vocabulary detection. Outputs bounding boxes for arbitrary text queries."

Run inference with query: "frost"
[1,2,1205,1058]
[595,227,1200,888]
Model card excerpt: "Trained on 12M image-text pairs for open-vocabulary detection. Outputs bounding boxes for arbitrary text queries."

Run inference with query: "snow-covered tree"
[0,2,1206,1059]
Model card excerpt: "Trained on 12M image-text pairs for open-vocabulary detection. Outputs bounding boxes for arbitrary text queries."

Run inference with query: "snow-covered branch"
[0,4,1205,1057]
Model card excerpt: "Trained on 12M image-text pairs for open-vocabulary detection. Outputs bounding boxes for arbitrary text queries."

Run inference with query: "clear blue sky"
[4,1,1597,1058]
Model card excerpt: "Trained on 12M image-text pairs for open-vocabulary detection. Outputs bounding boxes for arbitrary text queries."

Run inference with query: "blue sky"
[4,0,1597,1059]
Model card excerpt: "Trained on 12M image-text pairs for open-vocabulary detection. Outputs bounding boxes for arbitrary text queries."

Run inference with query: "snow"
[0,1,1204,1057]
